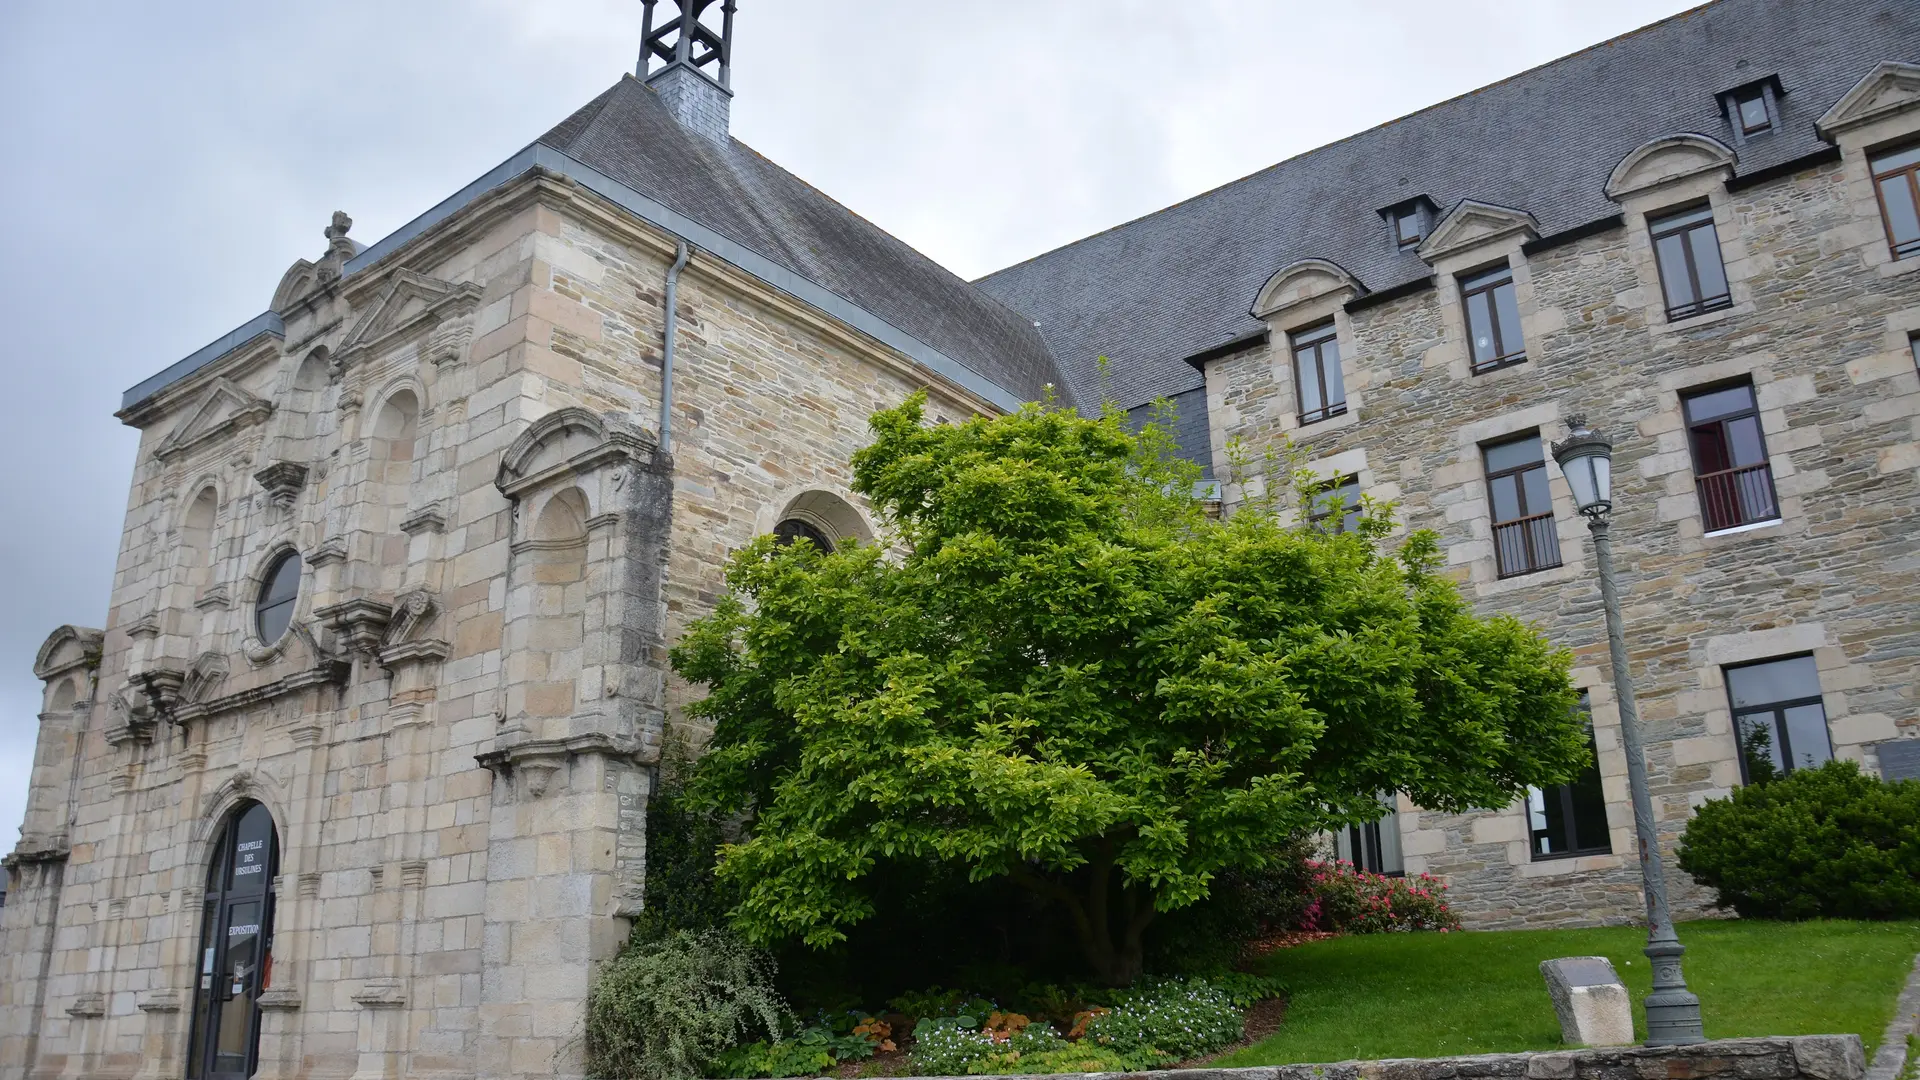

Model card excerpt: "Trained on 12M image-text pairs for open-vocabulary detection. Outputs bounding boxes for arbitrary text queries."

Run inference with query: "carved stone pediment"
[1417,200,1539,264]
[271,259,319,315]
[1818,60,1920,140]
[379,589,447,672]
[495,407,661,501]
[34,625,102,683]
[181,652,230,705]
[1250,259,1365,321]
[337,270,483,366]
[1605,133,1736,201]
[155,377,273,460]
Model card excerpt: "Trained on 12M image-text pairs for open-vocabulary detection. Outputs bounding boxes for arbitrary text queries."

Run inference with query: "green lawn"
[1215,920,1920,1066]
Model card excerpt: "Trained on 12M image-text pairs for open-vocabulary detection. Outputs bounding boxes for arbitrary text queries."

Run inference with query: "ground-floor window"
[1527,693,1611,859]
[1726,654,1832,783]
[1334,796,1403,876]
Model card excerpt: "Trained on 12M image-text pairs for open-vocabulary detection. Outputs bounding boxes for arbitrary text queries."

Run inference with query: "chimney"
[638,0,736,144]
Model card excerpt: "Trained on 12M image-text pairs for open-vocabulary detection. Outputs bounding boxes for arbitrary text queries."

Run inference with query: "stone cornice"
[117,331,282,431]
[4,834,71,869]
[172,660,351,725]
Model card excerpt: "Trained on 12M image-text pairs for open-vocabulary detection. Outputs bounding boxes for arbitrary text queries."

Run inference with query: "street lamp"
[1550,416,1705,1046]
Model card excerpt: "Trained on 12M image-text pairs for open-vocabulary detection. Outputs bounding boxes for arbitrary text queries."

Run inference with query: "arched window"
[526,489,588,718]
[372,389,419,472]
[292,348,330,391]
[46,677,77,715]
[772,518,834,552]
[769,490,871,552]
[189,801,279,1080]
[182,486,219,594]
[255,551,302,644]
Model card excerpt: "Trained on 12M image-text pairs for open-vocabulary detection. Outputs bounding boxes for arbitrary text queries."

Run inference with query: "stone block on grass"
[1540,955,1634,1047]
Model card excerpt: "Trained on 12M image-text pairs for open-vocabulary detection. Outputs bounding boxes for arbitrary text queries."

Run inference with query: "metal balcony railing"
[1696,462,1778,532]
[1493,512,1562,578]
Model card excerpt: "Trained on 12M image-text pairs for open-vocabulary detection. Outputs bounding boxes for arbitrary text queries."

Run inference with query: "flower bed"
[1297,860,1461,934]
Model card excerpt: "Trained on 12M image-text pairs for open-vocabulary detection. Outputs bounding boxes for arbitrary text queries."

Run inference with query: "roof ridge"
[976,0,1727,284]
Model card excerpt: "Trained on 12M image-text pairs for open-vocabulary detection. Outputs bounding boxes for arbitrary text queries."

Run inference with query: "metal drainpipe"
[659,241,691,455]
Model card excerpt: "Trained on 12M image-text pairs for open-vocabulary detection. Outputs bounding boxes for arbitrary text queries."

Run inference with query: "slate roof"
[537,76,1070,405]
[973,0,1920,414]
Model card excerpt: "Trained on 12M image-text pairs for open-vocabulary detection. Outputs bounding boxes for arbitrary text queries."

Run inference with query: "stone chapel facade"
[6,0,1920,1077]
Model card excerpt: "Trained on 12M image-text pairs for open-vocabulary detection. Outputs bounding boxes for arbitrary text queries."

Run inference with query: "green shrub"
[909,1015,1068,1076]
[986,1045,1136,1075]
[710,1037,836,1078]
[1079,978,1245,1066]
[1677,759,1920,920]
[584,929,790,1080]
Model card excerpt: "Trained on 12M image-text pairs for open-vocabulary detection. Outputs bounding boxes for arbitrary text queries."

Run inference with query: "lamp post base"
[1643,937,1706,1045]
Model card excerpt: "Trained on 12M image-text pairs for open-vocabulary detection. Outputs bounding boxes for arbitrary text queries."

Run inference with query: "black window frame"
[1528,692,1613,861]
[1725,654,1833,785]
[1482,433,1561,578]
[1459,263,1526,374]
[1648,203,1734,321]
[772,518,834,553]
[1874,140,1920,262]
[1308,473,1363,534]
[1909,332,1920,371]
[1335,794,1404,877]
[1681,380,1780,533]
[1290,320,1347,426]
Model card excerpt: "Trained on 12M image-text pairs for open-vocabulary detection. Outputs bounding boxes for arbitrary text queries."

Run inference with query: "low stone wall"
[907,1035,1866,1080]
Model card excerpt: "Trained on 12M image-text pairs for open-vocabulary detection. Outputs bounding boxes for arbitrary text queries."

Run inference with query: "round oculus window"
[772,518,833,552]
[255,550,302,644]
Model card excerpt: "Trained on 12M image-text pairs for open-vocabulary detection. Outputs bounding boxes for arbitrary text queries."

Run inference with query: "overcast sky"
[0,0,1698,843]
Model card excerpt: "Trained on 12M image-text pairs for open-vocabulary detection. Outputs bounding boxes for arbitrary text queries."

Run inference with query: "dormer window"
[1379,196,1437,251]
[1718,76,1783,145]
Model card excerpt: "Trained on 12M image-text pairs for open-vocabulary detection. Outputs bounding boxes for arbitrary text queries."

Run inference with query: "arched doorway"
[187,801,279,1079]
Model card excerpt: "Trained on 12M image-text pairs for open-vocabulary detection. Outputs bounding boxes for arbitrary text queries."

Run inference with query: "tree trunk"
[1010,855,1154,986]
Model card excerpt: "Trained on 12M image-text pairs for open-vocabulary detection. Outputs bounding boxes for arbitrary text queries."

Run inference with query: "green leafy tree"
[671,395,1587,985]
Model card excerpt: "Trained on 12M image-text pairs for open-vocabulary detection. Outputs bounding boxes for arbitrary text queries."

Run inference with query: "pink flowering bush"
[1296,860,1461,933]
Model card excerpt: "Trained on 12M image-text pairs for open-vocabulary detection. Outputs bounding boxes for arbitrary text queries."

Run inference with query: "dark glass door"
[188,802,278,1080]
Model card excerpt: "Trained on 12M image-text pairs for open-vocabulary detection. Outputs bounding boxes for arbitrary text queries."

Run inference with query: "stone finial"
[316,211,354,283]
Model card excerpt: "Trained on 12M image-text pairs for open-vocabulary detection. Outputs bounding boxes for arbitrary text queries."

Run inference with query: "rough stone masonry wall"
[0,171,999,1080]
[1205,152,1920,929]
[900,1036,1867,1080]
[537,212,984,748]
